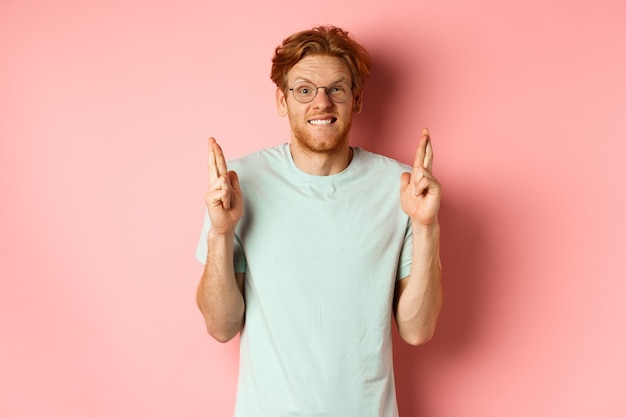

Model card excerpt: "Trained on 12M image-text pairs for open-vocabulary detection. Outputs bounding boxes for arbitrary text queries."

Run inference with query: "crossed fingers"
[207,137,234,210]
[411,128,435,196]
[208,137,228,183]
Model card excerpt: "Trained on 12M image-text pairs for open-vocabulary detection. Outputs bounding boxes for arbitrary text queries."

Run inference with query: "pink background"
[2,0,625,416]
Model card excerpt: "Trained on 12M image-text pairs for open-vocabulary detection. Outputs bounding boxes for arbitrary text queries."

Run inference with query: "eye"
[294,83,315,95]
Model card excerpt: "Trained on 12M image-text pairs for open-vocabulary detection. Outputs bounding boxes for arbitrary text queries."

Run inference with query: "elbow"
[196,291,243,343]
[206,324,240,343]
[397,301,442,346]
[197,304,242,343]
[398,312,440,346]
[400,327,436,346]
[201,307,244,343]
[201,308,243,343]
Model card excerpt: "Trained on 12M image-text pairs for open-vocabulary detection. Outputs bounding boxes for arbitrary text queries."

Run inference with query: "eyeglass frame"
[287,80,355,104]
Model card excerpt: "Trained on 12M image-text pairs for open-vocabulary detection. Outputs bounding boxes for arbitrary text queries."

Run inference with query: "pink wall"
[2,0,625,416]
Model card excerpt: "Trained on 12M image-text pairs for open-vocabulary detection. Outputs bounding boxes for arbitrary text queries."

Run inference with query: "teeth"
[309,119,333,125]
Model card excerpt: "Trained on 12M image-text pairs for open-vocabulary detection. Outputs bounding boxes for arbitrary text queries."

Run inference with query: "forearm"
[196,230,245,343]
[395,221,443,346]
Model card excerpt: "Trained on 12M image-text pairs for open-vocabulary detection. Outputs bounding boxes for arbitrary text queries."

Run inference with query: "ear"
[276,87,288,117]
[353,93,363,114]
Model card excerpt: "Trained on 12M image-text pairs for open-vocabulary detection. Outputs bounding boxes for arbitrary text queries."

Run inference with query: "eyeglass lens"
[290,81,352,103]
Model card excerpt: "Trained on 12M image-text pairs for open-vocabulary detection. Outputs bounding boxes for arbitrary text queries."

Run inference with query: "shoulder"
[353,148,411,175]
[228,144,289,173]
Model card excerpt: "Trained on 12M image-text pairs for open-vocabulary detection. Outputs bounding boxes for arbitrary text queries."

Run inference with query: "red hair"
[270,26,372,99]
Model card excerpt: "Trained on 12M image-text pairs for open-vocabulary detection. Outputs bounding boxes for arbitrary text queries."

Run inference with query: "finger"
[228,170,241,194]
[208,137,220,183]
[207,175,232,210]
[412,167,426,196]
[221,182,231,210]
[219,172,238,211]
[208,137,229,182]
[414,171,432,196]
[413,128,429,173]
[424,132,434,171]
[214,140,228,178]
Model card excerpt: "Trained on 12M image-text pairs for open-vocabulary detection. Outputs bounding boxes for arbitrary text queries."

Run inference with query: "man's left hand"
[400,128,441,226]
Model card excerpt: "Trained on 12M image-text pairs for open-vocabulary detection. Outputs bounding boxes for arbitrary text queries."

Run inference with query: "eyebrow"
[291,77,350,85]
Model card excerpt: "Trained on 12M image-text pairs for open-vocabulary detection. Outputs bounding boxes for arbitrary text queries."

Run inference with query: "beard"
[288,114,352,157]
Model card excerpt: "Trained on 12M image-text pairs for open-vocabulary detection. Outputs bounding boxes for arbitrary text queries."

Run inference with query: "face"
[276,55,359,156]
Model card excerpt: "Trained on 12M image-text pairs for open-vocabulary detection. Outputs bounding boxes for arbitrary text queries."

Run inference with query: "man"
[195,26,442,417]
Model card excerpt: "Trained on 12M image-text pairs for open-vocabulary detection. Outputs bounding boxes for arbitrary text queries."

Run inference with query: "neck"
[289,143,354,176]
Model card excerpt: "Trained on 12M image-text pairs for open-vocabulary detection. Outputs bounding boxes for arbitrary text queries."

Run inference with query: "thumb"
[228,170,241,193]
[400,172,411,190]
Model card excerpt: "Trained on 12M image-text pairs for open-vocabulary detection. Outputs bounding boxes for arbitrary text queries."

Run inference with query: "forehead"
[287,55,351,84]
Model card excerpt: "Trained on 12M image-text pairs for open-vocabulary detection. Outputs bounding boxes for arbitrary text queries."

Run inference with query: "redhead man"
[196,26,442,417]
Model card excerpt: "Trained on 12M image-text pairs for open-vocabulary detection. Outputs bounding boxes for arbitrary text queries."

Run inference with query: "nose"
[312,87,333,107]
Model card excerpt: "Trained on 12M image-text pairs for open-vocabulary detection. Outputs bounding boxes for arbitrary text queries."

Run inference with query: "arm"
[196,137,245,343]
[394,223,442,345]
[395,128,443,346]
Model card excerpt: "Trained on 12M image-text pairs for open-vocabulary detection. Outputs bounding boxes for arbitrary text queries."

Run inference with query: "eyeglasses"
[288,81,353,104]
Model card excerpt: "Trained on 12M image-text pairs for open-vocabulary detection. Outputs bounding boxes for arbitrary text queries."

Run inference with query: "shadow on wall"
[393,195,488,417]
[350,43,434,163]
[350,46,405,159]
[353,48,490,416]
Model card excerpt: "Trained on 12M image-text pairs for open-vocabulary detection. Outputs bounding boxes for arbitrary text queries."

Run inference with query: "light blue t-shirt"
[196,144,413,417]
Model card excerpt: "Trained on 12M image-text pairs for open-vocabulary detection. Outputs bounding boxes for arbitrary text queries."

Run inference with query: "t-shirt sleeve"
[194,210,247,273]
[396,219,413,280]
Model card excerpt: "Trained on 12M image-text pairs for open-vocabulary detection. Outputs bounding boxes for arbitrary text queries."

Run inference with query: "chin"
[292,125,351,155]
[299,135,349,155]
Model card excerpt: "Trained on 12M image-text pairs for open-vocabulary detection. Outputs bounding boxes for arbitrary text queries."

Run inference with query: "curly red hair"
[270,26,372,101]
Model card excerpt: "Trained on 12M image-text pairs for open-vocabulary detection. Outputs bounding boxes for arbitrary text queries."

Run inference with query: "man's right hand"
[205,137,243,236]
